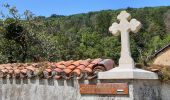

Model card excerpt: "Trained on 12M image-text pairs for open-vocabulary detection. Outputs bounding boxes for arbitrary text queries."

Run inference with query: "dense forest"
[0,4,170,64]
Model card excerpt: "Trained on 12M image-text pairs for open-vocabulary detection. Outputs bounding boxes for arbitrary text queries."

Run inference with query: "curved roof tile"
[0,58,115,80]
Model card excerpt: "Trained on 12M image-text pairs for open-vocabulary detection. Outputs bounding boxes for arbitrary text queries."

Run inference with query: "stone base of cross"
[119,56,135,68]
[98,11,158,79]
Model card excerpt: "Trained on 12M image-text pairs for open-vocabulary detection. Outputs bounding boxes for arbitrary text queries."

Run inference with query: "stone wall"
[0,78,169,100]
[154,47,170,66]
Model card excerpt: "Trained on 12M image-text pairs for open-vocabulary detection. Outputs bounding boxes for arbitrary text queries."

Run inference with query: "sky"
[0,0,170,17]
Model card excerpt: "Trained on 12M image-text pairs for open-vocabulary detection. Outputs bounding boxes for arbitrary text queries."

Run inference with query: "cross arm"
[109,22,120,36]
[130,19,142,33]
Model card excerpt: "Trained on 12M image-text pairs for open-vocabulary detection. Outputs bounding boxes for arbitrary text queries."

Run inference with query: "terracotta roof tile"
[97,59,115,70]
[45,68,52,73]
[21,69,27,74]
[14,69,20,74]
[77,65,86,70]
[80,59,91,66]
[67,65,76,69]
[84,67,93,73]
[54,68,63,73]
[26,66,35,71]
[72,69,81,76]
[55,61,65,66]
[57,65,66,69]
[8,69,13,74]
[91,58,102,64]
[0,58,115,79]
[63,60,74,66]
[71,60,82,66]
[63,68,72,74]
[0,67,4,70]
[1,69,8,73]
[5,66,12,70]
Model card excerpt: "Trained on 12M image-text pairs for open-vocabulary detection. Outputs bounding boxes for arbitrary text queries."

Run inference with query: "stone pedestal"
[98,67,158,79]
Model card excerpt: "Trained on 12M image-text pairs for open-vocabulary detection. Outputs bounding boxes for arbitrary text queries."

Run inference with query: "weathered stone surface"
[99,67,158,79]
[0,78,169,100]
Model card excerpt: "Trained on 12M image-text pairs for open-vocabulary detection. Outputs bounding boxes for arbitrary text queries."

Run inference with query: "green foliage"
[161,67,170,83]
[0,5,170,64]
[78,32,102,58]
[100,36,120,63]
[95,11,112,35]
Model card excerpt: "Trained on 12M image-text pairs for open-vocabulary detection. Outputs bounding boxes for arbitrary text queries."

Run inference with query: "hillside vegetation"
[0,5,170,64]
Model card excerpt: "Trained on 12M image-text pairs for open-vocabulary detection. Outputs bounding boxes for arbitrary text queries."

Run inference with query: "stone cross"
[109,11,141,68]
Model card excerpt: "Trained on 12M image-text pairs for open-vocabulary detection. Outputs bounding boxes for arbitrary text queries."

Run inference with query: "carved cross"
[109,11,142,68]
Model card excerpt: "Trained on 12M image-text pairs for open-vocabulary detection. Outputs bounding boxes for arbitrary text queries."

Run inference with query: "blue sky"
[1,0,170,17]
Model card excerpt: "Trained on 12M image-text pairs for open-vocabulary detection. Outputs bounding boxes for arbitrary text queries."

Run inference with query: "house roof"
[0,58,114,80]
[152,43,170,58]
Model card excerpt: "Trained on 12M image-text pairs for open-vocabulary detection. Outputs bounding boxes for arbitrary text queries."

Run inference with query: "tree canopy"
[0,5,170,64]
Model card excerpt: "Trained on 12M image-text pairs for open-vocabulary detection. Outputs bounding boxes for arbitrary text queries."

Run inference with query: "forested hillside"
[0,5,170,64]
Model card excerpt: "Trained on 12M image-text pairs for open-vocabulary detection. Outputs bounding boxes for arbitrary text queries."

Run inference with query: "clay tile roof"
[84,67,92,73]
[45,68,52,73]
[97,59,115,71]
[8,69,13,74]
[1,69,8,73]
[54,68,63,73]
[26,66,35,71]
[63,60,74,66]
[0,58,115,80]
[63,68,72,74]
[21,69,27,74]
[71,60,82,66]
[14,69,20,74]
[91,58,102,64]
[5,66,12,70]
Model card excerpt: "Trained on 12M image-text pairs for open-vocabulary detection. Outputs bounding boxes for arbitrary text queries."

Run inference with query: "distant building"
[152,43,170,66]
